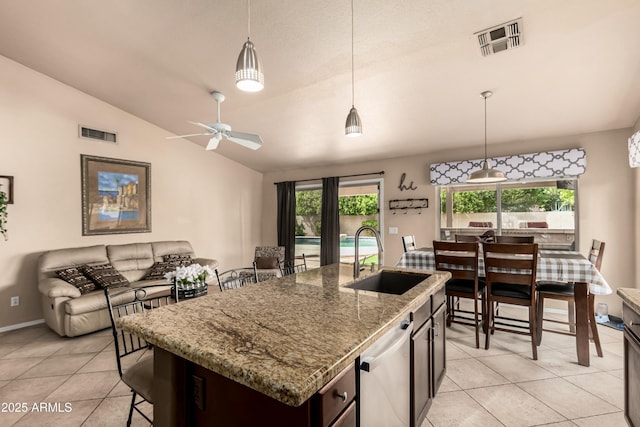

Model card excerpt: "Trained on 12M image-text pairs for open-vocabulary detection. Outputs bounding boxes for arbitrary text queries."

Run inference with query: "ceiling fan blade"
[226,131,263,150]
[206,134,222,151]
[188,121,216,132]
[166,132,210,140]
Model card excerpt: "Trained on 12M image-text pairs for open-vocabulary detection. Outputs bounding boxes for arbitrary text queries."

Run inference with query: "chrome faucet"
[354,226,384,279]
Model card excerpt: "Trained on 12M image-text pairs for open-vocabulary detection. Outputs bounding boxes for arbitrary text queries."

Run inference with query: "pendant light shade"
[235,0,263,92]
[467,91,506,183]
[345,106,362,137]
[345,0,362,137]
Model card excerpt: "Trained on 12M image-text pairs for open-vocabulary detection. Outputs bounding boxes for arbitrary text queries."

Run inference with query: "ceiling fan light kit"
[467,91,507,183]
[235,0,264,92]
[345,0,362,137]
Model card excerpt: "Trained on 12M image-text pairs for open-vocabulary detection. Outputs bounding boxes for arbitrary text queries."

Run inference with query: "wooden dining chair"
[483,243,539,360]
[496,235,534,243]
[536,239,605,357]
[433,240,485,348]
[402,235,417,252]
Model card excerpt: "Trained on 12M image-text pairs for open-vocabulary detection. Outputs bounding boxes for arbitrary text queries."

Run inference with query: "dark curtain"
[320,176,340,266]
[276,181,296,261]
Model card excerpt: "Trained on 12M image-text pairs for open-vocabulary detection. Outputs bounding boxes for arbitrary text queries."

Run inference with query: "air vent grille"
[475,18,523,57]
[79,125,117,144]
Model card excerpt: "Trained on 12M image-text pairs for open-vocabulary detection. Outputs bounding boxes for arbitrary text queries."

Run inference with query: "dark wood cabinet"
[624,303,640,427]
[410,288,447,427]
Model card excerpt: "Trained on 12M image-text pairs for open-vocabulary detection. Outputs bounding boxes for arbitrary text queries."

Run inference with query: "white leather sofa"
[37,240,218,337]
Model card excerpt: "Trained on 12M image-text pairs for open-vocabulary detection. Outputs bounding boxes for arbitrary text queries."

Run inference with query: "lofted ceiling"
[1,0,639,173]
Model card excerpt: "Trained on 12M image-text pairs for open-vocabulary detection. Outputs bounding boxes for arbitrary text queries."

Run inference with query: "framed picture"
[0,176,13,204]
[81,155,151,235]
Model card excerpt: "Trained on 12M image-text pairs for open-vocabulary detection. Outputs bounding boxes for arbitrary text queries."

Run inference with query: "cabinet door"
[432,303,447,395]
[624,328,640,427]
[411,318,432,427]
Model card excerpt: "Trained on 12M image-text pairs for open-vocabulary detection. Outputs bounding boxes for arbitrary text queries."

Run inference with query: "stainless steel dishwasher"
[359,317,413,427]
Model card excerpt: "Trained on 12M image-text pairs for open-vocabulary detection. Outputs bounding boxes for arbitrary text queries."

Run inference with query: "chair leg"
[485,296,493,350]
[536,292,544,345]
[446,296,453,327]
[568,301,576,333]
[588,293,603,357]
[530,304,538,360]
[127,391,137,427]
[474,297,480,349]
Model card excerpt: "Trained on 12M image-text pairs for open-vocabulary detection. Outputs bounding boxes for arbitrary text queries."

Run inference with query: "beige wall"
[263,129,635,316]
[634,117,640,291]
[0,55,264,329]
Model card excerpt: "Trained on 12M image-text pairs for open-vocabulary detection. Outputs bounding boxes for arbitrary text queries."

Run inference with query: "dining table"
[396,247,612,366]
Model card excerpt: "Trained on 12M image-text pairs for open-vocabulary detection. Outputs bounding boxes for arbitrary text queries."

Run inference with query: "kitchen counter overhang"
[117,263,450,406]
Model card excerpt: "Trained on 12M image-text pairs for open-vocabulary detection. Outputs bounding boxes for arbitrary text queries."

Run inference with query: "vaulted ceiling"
[1,0,639,172]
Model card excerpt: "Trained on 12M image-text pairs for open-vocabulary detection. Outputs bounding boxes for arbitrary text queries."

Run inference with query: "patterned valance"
[429,148,586,185]
[629,130,640,168]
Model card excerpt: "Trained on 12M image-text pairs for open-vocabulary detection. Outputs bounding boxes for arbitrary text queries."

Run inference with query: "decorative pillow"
[82,263,129,289]
[255,256,278,269]
[144,261,179,280]
[163,254,192,267]
[56,267,97,295]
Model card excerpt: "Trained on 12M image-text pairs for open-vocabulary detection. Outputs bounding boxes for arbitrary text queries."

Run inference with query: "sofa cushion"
[144,261,179,280]
[107,243,155,283]
[56,267,97,295]
[82,263,129,289]
[255,256,278,269]
[38,245,108,282]
[163,254,192,266]
[151,241,195,263]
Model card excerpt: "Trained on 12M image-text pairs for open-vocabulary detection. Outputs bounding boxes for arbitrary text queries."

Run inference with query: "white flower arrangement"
[164,263,214,288]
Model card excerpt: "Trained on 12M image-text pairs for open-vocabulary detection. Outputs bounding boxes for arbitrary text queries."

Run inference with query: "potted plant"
[0,188,7,241]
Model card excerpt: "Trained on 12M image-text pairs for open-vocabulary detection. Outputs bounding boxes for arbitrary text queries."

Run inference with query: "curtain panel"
[320,177,340,266]
[276,181,296,261]
[429,148,586,185]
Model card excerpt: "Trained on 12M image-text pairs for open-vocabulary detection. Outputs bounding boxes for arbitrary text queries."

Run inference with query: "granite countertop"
[618,288,640,314]
[118,263,449,406]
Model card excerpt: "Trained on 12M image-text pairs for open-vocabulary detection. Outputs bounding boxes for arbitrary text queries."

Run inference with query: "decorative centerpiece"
[164,263,214,299]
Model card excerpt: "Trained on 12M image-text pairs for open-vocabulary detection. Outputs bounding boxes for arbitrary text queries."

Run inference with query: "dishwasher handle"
[360,321,413,372]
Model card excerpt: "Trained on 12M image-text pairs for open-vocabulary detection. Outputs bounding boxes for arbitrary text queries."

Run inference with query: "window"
[295,180,383,269]
[439,179,577,249]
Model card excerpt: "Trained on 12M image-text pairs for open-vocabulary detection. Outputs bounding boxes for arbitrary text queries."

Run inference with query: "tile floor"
[0,304,628,426]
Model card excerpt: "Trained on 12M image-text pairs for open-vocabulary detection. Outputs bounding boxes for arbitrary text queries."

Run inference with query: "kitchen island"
[118,263,449,426]
[618,288,640,427]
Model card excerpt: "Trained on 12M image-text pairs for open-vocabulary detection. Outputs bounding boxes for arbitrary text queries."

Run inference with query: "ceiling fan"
[167,91,263,150]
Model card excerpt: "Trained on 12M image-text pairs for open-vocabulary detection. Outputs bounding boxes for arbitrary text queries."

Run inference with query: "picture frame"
[0,175,13,204]
[81,155,151,235]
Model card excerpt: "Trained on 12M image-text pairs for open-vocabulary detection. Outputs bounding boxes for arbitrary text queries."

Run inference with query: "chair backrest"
[104,285,173,378]
[482,243,538,302]
[588,239,605,270]
[280,254,307,276]
[496,235,535,244]
[216,266,258,290]
[433,241,480,284]
[402,235,417,252]
[455,234,480,243]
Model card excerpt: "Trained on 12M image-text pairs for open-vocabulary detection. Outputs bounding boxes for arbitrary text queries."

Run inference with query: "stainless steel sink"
[345,270,431,295]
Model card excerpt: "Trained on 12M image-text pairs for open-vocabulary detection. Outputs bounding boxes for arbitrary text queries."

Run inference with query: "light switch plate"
[389,227,398,235]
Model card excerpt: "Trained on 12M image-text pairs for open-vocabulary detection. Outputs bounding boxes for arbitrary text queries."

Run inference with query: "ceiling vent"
[78,125,118,144]
[475,18,523,57]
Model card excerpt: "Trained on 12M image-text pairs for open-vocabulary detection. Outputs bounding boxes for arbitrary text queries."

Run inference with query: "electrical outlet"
[10,296,19,307]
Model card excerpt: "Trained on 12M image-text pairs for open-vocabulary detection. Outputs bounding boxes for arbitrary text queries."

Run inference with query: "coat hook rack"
[389,198,428,214]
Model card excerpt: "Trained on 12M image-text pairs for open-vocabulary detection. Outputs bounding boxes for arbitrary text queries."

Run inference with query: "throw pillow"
[163,254,192,266]
[144,261,178,281]
[82,263,129,289]
[56,267,97,295]
[255,256,278,269]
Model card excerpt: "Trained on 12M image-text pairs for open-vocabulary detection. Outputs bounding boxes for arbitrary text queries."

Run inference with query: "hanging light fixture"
[235,0,264,92]
[467,91,506,183]
[345,0,362,137]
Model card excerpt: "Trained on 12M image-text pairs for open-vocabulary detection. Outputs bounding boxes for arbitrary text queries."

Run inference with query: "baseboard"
[0,319,45,333]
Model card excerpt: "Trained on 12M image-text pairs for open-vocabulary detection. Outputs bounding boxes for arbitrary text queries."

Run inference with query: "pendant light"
[345,0,362,137]
[235,0,264,92]
[467,91,506,183]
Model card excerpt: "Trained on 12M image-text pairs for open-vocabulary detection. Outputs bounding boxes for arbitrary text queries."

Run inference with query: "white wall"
[263,129,635,316]
[0,55,264,329]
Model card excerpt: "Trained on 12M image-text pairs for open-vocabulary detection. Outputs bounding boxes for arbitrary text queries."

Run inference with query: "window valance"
[429,148,586,185]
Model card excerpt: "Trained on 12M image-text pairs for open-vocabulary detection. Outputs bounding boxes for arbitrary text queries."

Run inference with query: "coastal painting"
[81,155,151,235]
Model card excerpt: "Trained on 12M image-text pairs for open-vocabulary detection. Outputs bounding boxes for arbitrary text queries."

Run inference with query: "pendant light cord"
[247,0,251,40]
[484,94,487,161]
[351,0,355,108]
